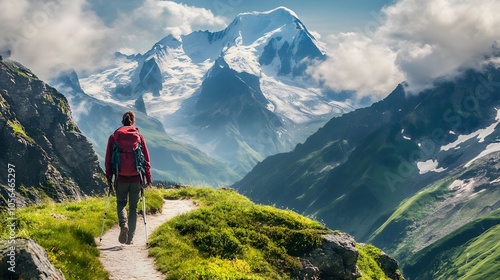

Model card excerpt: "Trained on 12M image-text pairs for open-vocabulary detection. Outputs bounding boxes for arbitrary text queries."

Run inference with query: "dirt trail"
[98,199,198,280]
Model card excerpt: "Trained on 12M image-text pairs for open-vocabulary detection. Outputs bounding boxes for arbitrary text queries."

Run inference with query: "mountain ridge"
[0,59,106,206]
[232,64,500,279]
[76,6,354,179]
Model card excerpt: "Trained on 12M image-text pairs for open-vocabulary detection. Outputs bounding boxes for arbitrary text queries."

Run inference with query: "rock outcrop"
[0,238,66,279]
[298,233,360,279]
[297,233,403,279]
[0,60,106,206]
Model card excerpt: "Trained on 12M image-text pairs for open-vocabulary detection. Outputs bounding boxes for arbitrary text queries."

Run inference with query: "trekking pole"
[141,187,149,247]
[99,179,113,243]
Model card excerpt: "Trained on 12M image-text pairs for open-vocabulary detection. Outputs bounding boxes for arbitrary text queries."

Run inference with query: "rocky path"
[98,199,197,280]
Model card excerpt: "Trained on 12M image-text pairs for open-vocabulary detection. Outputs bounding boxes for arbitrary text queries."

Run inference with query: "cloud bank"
[112,0,227,52]
[310,0,500,99]
[0,0,114,80]
[0,0,226,80]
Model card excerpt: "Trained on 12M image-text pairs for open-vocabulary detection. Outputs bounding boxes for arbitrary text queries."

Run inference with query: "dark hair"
[122,111,136,126]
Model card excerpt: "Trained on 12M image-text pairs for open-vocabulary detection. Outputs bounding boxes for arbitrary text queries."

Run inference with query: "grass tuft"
[356,244,392,280]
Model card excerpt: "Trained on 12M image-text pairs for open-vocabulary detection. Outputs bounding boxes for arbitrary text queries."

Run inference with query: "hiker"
[105,110,152,244]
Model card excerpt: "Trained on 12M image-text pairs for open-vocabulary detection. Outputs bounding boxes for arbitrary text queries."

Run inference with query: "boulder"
[379,251,404,280]
[301,232,361,279]
[0,238,65,279]
[297,232,403,279]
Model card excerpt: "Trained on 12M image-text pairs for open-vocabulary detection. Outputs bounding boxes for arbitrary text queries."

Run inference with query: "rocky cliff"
[0,60,106,206]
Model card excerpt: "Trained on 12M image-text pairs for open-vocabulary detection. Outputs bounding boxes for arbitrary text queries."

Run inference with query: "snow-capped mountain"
[78,7,355,177]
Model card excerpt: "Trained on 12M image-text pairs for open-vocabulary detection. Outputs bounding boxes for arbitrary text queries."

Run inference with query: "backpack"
[110,126,146,178]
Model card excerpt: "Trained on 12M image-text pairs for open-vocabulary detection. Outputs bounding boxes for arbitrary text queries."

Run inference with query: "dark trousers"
[115,181,141,242]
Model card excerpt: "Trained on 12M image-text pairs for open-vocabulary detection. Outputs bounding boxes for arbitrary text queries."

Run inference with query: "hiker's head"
[122,111,136,126]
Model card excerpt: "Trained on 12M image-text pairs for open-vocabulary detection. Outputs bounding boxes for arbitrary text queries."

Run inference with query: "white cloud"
[383,0,500,92]
[0,0,227,80]
[309,33,404,100]
[309,30,321,40]
[310,0,500,99]
[113,0,227,53]
[0,0,115,80]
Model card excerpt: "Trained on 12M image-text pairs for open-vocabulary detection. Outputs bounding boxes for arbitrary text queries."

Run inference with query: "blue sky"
[90,0,394,38]
[1,0,498,98]
[173,0,393,35]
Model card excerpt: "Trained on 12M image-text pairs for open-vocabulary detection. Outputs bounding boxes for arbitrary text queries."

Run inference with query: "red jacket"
[105,126,152,184]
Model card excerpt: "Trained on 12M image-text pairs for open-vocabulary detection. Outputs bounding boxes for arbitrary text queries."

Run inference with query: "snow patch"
[464,143,500,168]
[441,108,500,151]
[416,159,446,174]
[447,179,476,197]
[319,165,334,173]
[259,72,354,123]
[401,129,411,140]
[490,177,500,184]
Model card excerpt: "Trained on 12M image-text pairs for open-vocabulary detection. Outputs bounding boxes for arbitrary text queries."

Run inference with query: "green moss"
[7,119,35,143]
[356,244,392,280]
[0,94,7,108]
[56,98,72,116]
[6,63,38,80]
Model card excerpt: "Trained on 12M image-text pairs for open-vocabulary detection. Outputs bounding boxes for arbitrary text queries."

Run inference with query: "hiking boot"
[125,239,133,245]
[119,224,128,244]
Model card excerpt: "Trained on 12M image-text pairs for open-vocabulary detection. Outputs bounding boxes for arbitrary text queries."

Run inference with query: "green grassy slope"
[402,210,500,280]
[150,187,402,279]
[368,178,454,258]
[0,186,402,279]
[150,187,328,279]
[0,188,165,279]
[368,152,500,265]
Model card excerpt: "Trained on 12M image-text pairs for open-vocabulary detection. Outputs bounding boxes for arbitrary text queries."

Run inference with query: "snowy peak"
[243,6,300,19]
[151,34,181,52]
[227,6,303,45]
[218,7,325,76]
[139,6,324,78]
[77,6,353,177]
[206,56,230,77]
